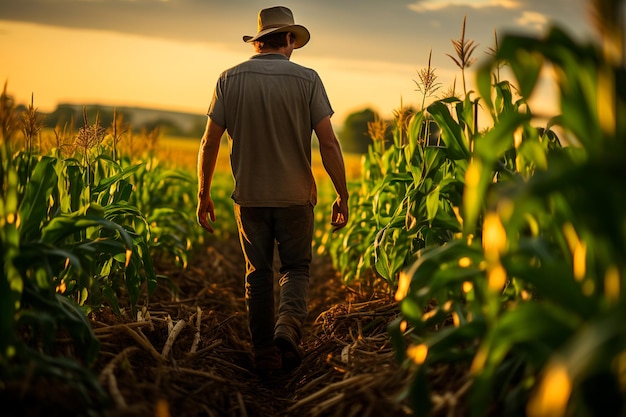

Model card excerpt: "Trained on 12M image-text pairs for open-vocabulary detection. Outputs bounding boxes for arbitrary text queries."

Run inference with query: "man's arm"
[314,115,349,232]
[197,117,226,233]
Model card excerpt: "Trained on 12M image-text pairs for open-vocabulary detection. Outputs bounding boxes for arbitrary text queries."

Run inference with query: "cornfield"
[1,1,625,416]
[324,5,626,417]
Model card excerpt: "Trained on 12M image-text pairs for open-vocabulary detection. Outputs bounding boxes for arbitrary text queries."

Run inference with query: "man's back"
[209,53,333,207]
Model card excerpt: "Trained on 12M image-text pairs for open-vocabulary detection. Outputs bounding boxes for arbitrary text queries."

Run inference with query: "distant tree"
[188,118,208,138]
[339,108,378,154]
[144,118,186,137]
[44,104,202,138]
[75,105,115,128]
[45,104,77,129]
[45,105,129,131]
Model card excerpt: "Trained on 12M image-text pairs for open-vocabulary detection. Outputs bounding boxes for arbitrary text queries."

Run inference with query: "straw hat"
[243,6,310,49]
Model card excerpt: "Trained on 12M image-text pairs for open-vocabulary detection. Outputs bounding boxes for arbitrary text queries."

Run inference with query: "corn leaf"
[427,101,470,160]
[18,156,58,241]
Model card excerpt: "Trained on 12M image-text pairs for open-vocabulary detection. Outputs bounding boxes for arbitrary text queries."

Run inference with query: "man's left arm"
[314,115,349,232]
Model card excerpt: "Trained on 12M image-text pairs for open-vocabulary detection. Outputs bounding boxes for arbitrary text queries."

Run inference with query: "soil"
[5,235,469,417]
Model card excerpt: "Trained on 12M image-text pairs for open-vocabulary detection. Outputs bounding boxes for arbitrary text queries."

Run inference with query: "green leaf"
[426,319,487,363]
[470,302,579,416]
[375,247,391,281]
[505,257,598,319]
[474,111,530,163]
[425,186,440,222]
[404,240,482,292]
[102,286,121,316]
[18,156,58,241]
[422,146,446,179]
[16,244,84,272]
[41,212,134,250]
[495,34,544,99]
[427,101,470,160]
[92,163,143,193]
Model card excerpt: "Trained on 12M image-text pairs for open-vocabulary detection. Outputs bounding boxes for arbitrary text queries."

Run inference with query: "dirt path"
[6,235,416,417]
[87,235,413,417]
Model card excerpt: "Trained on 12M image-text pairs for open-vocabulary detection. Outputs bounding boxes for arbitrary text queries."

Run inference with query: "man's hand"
[197,195,216,233]
[331,196,349,232]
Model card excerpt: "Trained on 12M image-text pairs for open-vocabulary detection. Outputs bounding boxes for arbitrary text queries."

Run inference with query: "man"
[196,6,349,377]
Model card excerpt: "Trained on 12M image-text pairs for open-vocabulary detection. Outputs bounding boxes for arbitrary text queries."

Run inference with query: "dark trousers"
[234,204,314,352]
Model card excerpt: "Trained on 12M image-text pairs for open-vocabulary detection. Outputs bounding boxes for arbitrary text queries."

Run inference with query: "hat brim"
[243,24,310,49]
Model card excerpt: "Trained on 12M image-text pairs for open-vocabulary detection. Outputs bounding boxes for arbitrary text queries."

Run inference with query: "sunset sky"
[1,0,596,125]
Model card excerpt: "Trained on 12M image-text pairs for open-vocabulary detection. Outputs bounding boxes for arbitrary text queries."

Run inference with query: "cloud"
[408,0,521,12]
[516,10,548,30]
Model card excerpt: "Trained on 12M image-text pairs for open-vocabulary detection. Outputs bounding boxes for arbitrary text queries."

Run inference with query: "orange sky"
[1,1,595,125]
[1,20,436,124]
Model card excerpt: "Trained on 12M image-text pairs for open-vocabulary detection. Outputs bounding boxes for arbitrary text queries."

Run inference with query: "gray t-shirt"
[208,53,333,207]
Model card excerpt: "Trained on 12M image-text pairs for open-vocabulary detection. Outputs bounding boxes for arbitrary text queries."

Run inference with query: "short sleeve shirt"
[208,53,333,207]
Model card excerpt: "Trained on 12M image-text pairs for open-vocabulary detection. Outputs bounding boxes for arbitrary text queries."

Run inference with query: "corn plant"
[124,154,198,267]
[393,20,626,417]
[324,25,486,288]
[0,92,209,410]
[1,119,108,409]
[326,90,479,287]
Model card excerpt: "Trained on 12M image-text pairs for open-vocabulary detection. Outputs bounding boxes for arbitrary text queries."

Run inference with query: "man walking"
[196,6,349,377]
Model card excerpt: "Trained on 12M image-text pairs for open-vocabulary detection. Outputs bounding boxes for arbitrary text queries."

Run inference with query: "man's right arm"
[197,117,226,233]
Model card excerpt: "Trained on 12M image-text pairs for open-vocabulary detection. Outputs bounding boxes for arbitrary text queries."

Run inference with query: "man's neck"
[258,46,293,59]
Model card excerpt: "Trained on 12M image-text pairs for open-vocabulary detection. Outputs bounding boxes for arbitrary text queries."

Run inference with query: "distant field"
[160,135,363,181]
[158,135,205,171]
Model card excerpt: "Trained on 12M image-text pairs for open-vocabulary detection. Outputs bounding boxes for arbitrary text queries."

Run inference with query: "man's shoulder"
[287,60,318,76]
[220,60,251,77]
[224,55,318,78]
[275,60,322,85]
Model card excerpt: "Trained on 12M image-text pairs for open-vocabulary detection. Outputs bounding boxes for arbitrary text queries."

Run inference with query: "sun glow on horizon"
[0,20,247,115]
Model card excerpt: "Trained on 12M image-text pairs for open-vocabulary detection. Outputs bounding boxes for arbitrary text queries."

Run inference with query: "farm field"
[2,8,626,417]
[1,113,419,417]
